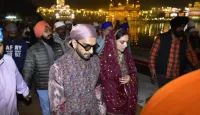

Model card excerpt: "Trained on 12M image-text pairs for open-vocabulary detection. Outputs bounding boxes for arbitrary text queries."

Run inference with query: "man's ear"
[71,39,77,49]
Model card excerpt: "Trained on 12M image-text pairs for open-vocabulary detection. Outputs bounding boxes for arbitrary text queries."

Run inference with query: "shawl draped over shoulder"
[99,30,138,115]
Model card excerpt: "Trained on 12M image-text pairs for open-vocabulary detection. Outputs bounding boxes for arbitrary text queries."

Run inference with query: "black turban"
[170,16,189,29]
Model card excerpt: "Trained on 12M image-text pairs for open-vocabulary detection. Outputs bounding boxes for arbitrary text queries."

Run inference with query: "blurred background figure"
[22,20,37,48]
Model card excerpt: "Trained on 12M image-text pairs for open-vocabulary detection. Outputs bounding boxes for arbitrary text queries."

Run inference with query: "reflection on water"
[129,21,200,49]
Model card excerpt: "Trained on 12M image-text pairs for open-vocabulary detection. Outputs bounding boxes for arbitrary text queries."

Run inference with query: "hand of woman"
[119,75,131,84]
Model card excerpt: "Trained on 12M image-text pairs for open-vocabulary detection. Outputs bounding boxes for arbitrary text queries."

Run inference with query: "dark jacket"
[23,40,62,90]
[155,32,187,75]
[53,33,69,60]
[4,38,28,73]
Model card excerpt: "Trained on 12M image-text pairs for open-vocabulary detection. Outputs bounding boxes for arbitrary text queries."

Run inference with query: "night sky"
[0,0,196,15]
[31,0,196,9]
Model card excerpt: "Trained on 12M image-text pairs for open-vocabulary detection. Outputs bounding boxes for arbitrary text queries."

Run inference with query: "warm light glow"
[185,12,189,16]
[188,3,192,8]
[71,13,75,19]
[57,0,65,6]
[185,7,190,11]
[37,0,140,21]
[118,3,122,6]
[170,13,178,17]
[55,13,60,19]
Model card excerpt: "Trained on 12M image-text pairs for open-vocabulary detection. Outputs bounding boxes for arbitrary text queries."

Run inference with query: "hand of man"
[119,75,131,84]
[151,72,157,85]
[24,94,31,101]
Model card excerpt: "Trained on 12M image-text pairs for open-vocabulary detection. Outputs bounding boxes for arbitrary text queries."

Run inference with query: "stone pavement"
[137,73,158,107]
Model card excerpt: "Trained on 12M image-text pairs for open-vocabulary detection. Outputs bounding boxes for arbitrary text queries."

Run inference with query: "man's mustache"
[47,34,53,39]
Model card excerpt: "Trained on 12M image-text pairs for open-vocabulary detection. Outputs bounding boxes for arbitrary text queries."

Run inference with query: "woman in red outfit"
[100,29,138,115]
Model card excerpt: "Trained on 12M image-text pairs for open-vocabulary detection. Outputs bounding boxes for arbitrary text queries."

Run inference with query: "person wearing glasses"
[48,24,101,114]
[23,21,61,115]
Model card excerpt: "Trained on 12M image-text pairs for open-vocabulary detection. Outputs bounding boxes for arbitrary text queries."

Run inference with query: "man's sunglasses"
[76,40,95,51]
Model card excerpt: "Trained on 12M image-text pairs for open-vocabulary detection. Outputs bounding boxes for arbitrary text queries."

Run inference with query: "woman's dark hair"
[115,28,127,40]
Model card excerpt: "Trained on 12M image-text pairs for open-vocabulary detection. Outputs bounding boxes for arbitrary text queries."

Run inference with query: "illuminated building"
[164,7,181,17]
[37,0,73,20]
[57,0,65,6]
[107,0,140,21]
[36,0,140,22]
[36,0,108,21]
[187,2,200,20]
[140,6,189,21]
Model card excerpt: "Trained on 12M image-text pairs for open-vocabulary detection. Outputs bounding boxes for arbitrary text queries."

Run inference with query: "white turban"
[54,21,65,29]
[65,21,72,25]
[93,22,99,27]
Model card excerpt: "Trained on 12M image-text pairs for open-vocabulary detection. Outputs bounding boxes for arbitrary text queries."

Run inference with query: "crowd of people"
[0,16,200,115]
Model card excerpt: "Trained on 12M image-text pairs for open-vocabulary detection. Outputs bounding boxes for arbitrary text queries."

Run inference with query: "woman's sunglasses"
[76,40,95,51]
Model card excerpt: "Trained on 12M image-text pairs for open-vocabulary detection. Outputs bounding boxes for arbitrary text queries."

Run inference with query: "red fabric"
[141,69,200,115]
[99,30,138,115]
[34,21,51,39]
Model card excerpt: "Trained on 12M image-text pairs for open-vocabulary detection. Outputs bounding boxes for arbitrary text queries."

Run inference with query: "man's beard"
[190,33,199,39]
[76,48,92,61]
[59,32,66,40]
[190,36,198,39]
[8,35,17,39]
[173,30,185,38]
[66,25,72,32]
[42,36,54,46]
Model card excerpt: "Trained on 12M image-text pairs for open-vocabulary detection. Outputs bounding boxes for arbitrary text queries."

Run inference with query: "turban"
[189,28,199,33]
[120,23,129,31]
[170,16,189,29]
[54,21,65,29]
[141,69,200,115]
[65,21,72,25]
[5,23,17,32]
[34,21,51,39]
[187,20,195,28]
[0,28,3,42]
[101,21,113,30]
[70,24,97,41]
[93,22,99,27]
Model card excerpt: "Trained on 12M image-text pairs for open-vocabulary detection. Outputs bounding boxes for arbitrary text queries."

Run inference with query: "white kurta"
[0,55,29,115]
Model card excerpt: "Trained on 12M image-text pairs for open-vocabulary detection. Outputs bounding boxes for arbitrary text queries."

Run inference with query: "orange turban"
[141,69,200,115]
[34,21,51,39]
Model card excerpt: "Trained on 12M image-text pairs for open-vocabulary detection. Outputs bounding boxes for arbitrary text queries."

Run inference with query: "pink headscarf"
[69,24,97,40]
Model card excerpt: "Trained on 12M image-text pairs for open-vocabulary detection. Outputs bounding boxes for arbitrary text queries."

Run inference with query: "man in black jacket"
[53,21,70,59]
[23,21,60,115]
[149,17,199,88]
